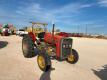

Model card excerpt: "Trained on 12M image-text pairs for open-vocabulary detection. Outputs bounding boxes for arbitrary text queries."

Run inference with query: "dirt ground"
[0,35,107,80]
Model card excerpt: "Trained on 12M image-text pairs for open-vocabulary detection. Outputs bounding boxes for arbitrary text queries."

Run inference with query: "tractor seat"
[38,32,45,42]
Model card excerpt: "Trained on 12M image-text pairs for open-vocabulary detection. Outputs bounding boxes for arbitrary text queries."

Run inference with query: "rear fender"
[28,32,36,42]
[28,32,41,45]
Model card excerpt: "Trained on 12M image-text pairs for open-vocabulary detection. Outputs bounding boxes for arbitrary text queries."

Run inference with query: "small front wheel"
[66,49,79,64]
[37,53,51,72]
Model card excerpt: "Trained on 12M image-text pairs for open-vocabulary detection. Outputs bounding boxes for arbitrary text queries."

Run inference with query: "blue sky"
[0,0,107,34]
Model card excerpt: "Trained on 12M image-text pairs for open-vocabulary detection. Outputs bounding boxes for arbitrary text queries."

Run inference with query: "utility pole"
[85,24,87,35]
[77,25,79,33]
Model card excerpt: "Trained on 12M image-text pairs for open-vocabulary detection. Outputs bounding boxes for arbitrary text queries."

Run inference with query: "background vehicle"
[16,29,28,36]
[1,24,10,36]
[0,24,16,36]
[22,22,79,72]
[57,32,70,37]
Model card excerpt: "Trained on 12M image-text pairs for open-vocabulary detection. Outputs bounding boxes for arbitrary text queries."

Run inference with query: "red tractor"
[22,22,79,72]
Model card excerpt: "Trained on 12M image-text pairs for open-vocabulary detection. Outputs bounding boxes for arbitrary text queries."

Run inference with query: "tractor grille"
[61,38,73,59]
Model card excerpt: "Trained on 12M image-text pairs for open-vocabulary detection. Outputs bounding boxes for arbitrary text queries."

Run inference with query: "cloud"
[51,3,92,15]
[15,3,54,23]
[0,1,93,28]
[80,4,92,8]
[16,3,42,15]
[16,2,92,21]
[98,0,107,7]
[47,3,92,25]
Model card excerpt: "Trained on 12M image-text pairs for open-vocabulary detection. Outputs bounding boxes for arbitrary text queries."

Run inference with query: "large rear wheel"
[66,49,79,64]
[37,53,51,72]
[22,35,36,58]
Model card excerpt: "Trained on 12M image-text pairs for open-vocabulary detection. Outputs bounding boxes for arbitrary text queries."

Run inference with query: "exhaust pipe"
[52,21,55,44]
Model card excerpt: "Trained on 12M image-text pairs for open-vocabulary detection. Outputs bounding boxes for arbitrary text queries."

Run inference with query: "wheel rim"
[68,54,75,62]
[38,55,45,69]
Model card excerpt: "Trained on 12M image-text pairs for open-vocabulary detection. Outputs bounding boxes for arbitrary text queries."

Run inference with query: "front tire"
[37,53,51,72]
[66,49,79,64]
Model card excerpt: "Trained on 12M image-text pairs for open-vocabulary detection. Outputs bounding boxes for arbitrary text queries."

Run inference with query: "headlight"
[69,44,72,47]
[63,45,66,48]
